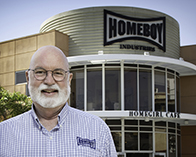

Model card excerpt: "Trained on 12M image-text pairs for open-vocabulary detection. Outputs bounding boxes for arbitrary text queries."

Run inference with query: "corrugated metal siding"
[40,6,180,59]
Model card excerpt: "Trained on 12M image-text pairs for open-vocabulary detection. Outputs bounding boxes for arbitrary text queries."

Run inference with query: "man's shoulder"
[68,106,106,124]
[0,110,31,127]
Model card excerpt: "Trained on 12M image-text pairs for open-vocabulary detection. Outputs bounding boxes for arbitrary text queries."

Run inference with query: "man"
[0,45,117,157]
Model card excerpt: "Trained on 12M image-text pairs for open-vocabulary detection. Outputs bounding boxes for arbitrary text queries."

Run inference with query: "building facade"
[0,6,196,157]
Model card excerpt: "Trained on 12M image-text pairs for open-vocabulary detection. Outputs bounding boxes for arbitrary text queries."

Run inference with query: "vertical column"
[175,72,177,113]
[152,67,155,111]
[153,120,155,157]
[121,118,125,153]
[102,63,105,111]
[84,65,87,111]
[121,61,124,111]
[165,69,168,112]
[137,65,140,111]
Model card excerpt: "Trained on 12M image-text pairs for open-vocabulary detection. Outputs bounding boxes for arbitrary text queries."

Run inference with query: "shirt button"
[50,136,53,140]
[60,125,62,127]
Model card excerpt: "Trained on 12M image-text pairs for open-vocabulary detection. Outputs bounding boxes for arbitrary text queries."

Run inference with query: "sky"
[0,0,195,46]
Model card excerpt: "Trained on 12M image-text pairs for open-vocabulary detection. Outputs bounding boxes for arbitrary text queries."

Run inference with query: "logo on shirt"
[77,137,96,149]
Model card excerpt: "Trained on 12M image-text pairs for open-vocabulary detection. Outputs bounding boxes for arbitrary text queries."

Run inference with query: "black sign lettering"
[104,10,166,52]
[119,44,155,52]
[129,111,180,119]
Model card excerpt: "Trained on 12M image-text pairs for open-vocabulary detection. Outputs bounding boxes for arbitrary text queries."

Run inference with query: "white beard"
[28,78,70,108]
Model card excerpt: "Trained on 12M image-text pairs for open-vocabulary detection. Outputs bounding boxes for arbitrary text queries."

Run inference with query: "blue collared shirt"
[0,103,117,157]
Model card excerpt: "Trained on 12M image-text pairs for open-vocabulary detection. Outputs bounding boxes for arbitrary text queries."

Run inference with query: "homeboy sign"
[129,111,180,118]
[104,9,166,52]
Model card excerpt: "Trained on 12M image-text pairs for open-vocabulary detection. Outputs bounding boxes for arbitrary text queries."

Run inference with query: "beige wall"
[181,126,196,157]
[180,75,196,114]
[181,45,196,65]
[180,45,196,115]
[180,45,196,157]
[0,30,68,94]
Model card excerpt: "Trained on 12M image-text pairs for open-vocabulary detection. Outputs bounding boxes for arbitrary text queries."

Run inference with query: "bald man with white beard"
[0,45,117,157]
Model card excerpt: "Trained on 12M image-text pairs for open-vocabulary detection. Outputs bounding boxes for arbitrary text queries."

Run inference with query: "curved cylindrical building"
[39,6,196,157]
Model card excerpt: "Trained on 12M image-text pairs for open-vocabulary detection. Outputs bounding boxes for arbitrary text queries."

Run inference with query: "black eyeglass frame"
[28,68,69,82]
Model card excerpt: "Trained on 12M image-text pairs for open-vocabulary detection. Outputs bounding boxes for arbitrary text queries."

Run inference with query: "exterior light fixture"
[184,120,189,125]
[98,51,103,55]
[144,52,150,56]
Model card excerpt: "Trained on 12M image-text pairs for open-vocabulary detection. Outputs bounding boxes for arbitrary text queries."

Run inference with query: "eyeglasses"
[28,68,69,82]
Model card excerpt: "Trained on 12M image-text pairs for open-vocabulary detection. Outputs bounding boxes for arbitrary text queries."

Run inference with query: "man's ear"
[69,73,73,85]
[25,70,29,85]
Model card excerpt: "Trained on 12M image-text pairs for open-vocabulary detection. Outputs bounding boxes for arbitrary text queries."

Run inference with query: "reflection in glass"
[105,119,121,125]
[125,120,138,125]
[124,69,137,110]
[126,153,152,157]
[111,132,122,152]
[178,135,181,157]
[140,133,153,150]
[155,71,166,111]
[155,121,166,127]
[169,134,176,157]
[125,132,138,150]
[167,73,175,112]
[176,76,180,112]
[155,127,166,132]
[140,120,152,126]
[139,69,152,111]
[70,70,84,110]
[155,133,167,153]
[105,68,121,110]
[87,69,102,110]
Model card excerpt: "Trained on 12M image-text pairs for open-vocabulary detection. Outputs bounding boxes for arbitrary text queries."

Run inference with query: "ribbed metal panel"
[40,6,180,59]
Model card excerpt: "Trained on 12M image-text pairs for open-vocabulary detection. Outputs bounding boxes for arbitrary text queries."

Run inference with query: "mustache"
[38,84,60,91]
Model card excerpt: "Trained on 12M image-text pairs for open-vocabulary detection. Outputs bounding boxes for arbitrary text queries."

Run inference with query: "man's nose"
[43,71,55,85]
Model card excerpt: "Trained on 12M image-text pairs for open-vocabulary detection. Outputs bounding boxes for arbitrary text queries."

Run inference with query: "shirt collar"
[57,102,70,125]
[30,102,70,129]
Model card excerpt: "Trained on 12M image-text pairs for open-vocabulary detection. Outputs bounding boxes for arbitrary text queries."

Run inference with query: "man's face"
[28,74,71,108]
[26,47,72,109]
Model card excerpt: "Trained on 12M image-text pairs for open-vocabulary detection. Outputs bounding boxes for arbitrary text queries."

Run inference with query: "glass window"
[155,71,166,111]
[105,68,121,110]
[125,120,138,125]
[155,121,166,127]
[176,76,180,112]
[125,127,138,131]
[105,119,121,125]
[110,127,121,130]
[155,127,166,132]
[155,133,167,153]
[140,133,153,150]
[140,120,152,126]
[139,69,152,111]
[124,68,137,110]
[87,69,102,110]
[26,84,30,96]
[140,127,152,131]
[125,132,138,150]
[70,70,84,110]
[126,153,152,157]
[15,70,26,84]
[177,135,181,157]
[111,132,122,152]
[169,134,176,157]
[167,73,175,112]
[168,122,175,128]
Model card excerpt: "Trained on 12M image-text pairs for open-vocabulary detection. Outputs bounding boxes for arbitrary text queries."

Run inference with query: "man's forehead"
[30,46,69,69]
